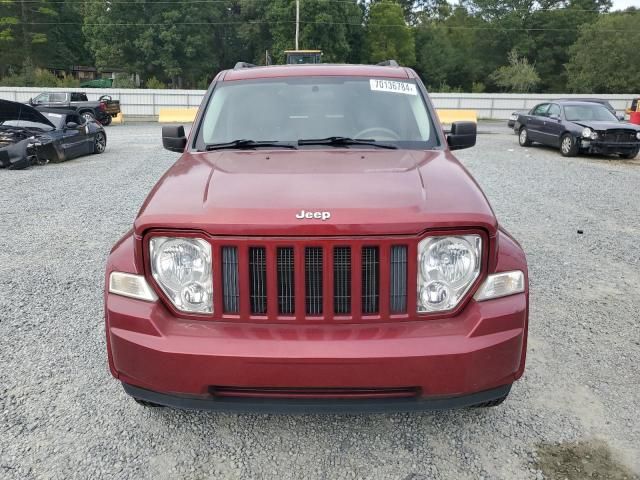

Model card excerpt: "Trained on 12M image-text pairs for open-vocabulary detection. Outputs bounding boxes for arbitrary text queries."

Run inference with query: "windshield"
[40,112,66,129]
[197,77,439,150]
[564,104,618,122]
[0,119,54,131]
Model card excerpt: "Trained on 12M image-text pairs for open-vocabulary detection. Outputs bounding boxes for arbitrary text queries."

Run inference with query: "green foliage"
[566,11,640,93]
[55,74,80,88]
[113,73,137,89]
[472,81,486,93]
[0,68,79,87]
[367,1,415,65]
[0,0,636,92]
[432,82,462,93]
[489,50,540,92]
[145,76,166,89]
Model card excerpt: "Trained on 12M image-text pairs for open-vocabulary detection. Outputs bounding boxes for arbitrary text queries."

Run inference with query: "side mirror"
[66,122,79,129]
[447,121,476,150]
[162,125,187,153]
[617,114,625,121]
[28,98,34,105]
[549,114,560,121]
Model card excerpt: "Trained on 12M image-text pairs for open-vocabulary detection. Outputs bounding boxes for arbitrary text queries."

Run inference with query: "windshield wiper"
[297,136,398,149]
[205,139,297,151]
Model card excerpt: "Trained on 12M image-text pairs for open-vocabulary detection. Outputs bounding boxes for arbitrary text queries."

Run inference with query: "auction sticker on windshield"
[369,79,417,95]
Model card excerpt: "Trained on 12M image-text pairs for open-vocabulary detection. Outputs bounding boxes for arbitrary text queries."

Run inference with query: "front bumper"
[123,382,512,413]
[580,139,639,154]
[106,291,527,409]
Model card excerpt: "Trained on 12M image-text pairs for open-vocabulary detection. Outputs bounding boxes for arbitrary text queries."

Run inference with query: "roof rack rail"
[376,60,399,67]
[234,62,257,69]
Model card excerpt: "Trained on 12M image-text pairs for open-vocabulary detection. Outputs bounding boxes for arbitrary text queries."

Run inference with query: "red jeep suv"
[105,62,529,412]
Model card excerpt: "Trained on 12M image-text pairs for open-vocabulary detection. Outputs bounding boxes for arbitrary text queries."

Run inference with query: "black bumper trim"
[122,383,512,414]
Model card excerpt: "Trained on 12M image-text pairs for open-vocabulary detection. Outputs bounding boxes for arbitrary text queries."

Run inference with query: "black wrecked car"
[517,101,640,159]
[0,99,107,170]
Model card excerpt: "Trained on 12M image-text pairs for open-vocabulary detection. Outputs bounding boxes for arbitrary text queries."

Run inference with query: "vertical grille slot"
[333,247,351,314]
[390,245,407,313]
[249,247,267,314]
[277,247,295,315]
[222,246,239,313]
[361,246,379,314]
[305,247,323,315]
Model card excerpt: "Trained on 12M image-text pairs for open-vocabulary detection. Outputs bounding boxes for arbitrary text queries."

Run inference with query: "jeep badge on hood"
[295,210,331,221]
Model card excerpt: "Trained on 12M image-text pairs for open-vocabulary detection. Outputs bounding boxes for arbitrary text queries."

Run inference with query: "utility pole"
[295,0,300,50]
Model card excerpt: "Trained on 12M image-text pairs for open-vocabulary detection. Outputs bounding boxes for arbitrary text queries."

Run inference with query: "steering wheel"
[353,127,400,141]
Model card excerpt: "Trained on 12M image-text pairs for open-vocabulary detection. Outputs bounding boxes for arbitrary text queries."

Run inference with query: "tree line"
[0,0,638,93]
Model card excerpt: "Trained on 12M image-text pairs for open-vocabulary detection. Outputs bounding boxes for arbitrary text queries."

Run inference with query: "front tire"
[560,133,578,157]
[81,111,95,122]
[619,147,639,160]
[518,127,532,147]
[93,132,106,154]
[101,115,112,126]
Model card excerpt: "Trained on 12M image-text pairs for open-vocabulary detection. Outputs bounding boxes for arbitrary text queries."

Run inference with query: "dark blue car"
[516,101,640,159]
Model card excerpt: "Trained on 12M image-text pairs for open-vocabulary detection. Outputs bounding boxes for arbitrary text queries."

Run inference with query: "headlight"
[636,132,640,140]
[510,114,518,120]
[581,127,593,139]
[417,235,481,312]
[149,236,213,313]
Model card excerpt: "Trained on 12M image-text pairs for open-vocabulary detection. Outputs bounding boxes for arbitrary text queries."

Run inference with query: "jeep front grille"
[277,247,295,315]
[221,246,239,313]
[333,247,351,314]
[361,246,380,314]
[213,238,412,322]
[249,247,267,314]
[305,247,324,315]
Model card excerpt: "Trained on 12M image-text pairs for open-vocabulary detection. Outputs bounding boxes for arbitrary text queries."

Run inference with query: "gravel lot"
[1,123,638,480]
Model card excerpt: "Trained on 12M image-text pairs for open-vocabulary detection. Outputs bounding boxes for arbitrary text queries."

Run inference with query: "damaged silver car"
[0,99,107,170]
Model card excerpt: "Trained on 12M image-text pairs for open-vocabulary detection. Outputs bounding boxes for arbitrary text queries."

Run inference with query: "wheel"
[133,397,164,408]
[81,111,95,122]
[518,127,532,147]
[560,133,578,157]
[619,147,639,160]
[93,132,106,154]
[101,115,112,126]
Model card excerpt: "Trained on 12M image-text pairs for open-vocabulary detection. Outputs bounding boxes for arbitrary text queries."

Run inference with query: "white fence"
[0,86,636,120]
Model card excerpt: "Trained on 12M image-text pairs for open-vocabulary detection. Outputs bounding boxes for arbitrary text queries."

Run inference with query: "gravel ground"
[1,123,638,480]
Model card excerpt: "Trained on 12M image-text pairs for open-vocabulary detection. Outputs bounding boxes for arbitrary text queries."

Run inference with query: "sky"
[611,0,639,9]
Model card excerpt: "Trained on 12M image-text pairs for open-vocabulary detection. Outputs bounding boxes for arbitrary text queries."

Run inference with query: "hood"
[135,149,498,236]
[0,99,56,129]
[573,120,639,131]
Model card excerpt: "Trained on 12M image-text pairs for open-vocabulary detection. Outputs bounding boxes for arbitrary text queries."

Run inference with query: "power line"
[18,20,640,32]
[7,0,630,13]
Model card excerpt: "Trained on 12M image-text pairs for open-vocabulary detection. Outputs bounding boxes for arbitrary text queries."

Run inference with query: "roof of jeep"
[222,64,414,81]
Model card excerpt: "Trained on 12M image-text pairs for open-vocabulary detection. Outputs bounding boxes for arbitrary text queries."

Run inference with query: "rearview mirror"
[162,125,187,153]
[447,121,476,150]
